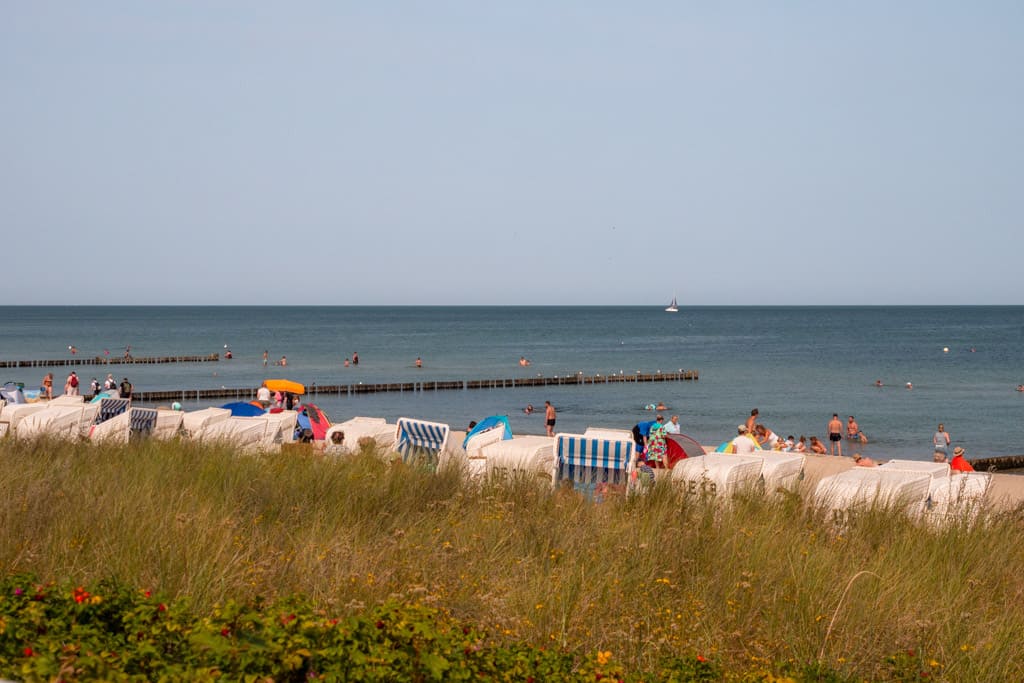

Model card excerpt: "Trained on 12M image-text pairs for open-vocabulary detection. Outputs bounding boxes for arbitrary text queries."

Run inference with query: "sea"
[1,306,1022,461]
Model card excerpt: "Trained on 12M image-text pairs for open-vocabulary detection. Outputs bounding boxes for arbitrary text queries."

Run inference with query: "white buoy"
[943,347,949,353]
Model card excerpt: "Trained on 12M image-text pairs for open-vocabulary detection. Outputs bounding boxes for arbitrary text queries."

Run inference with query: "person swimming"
[524,403,534,414]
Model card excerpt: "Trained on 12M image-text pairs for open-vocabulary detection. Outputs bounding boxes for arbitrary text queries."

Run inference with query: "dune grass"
[2,436,1024,680]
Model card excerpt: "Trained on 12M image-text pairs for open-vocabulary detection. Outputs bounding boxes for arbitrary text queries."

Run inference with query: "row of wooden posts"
[131,370,700,403]
[0,354,221,368]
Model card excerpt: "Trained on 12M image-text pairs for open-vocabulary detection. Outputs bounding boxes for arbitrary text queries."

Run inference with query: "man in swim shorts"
[828,413,843,456]
[545,400,556,437]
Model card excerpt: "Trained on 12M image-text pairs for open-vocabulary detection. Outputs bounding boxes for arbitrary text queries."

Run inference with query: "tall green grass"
[2,436,1023,680]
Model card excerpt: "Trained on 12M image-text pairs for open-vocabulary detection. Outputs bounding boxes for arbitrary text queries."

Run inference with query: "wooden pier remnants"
[134,370,700,403]
[0,354,220,369]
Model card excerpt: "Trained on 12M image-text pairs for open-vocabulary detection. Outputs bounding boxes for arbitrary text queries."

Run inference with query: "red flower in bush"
[73,587,90,603]
[23,647,34,657]
[157,603,167,612]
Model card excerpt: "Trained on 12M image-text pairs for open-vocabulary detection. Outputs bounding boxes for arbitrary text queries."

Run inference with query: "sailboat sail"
[665,295,678,313]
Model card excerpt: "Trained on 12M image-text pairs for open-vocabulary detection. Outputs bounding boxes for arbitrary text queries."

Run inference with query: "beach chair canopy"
[462,415,512,449]
[221,401,267,417]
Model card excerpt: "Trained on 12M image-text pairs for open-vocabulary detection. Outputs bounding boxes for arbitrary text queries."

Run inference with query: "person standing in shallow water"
[545,401,556,437]
[933,423,951,458]
[352,351,359,366]
[827,413,843,457]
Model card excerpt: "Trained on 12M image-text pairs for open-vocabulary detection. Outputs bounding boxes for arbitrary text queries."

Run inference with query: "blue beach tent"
[462,415,513,449]
[221,401,266,417]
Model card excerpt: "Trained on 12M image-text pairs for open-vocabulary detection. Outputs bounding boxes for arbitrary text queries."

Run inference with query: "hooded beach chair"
[261,410,297,449]
[552,432,635,501]
[97,398,131,425]
[89,410,131,443]
[181,407,231,440]
[474,435,555,480]
[814,469,931,523]
[394,417,450,469]
[128,408,159,438]
[671,453,764,498]
[324,417,394,456]
[0,402,48,434]
[757,452,806,492]
[15,405,84,440]
[923,472,993,525]
[150,409,185,440]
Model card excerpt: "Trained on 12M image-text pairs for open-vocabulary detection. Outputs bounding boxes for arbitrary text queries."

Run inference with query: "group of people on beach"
[39,372,132,400]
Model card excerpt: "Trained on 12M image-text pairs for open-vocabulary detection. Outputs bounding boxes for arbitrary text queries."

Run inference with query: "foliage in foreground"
[0,574,722,682]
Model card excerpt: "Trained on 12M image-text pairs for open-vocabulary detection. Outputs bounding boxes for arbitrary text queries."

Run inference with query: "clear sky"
[3,2,1022,305]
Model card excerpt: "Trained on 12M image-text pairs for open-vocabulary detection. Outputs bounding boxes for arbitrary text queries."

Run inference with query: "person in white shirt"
[256,382,272,408]
[731,425,756,454]
[665,415,681,434]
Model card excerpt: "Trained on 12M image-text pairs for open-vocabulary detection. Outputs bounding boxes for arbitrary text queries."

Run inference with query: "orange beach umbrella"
[264,379,305,395]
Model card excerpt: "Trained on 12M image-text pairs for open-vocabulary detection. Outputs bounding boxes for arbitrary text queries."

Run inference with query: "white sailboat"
[665,294,679,313]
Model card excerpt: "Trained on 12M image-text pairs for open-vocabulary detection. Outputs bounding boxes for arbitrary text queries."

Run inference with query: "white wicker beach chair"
[89,411,131,443]
[814,469,932,523]
[181,407,231,440]
[470,435,555,480]
[15,405,84,440]
[670,453,764,498]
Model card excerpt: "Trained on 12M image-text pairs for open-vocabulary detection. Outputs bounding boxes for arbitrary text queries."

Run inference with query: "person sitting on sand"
[731,425,757,455]
[794,436,807,453]
[809,436,827,454]
[853,453,877,467]
[755,424,780,449]
[783,435,795,451]
[950,446,975,472]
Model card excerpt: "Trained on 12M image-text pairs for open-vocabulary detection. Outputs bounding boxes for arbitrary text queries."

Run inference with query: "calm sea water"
[2,306,1022,460]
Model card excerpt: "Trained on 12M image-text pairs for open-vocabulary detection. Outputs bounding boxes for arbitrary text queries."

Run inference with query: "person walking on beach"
[119,377,132,400]
[933,423,951,459]
[41,373,54,400]
[64,371,80,396]
[89,377,100,397]
[827,414,843,456]
[104,373,116,391]
[545,401,556,437]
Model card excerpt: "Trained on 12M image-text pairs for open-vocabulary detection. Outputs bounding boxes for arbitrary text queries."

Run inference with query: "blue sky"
[3,2,1022,305]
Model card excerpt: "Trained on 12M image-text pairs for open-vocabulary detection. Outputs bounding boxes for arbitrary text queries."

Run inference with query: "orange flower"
[73,587,90,604]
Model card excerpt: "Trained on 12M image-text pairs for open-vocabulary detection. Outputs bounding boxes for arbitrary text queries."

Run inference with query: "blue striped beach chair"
[129,408,158,438]
[97,398,131,424]
[552,432,635,501]
[394,417,450,469]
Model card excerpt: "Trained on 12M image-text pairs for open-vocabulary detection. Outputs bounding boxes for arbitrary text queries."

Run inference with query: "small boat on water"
[665,294,679,313]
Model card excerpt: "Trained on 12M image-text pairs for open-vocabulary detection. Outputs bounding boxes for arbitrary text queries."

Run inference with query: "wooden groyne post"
[132,370,700,403]
[0,354,220,369]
